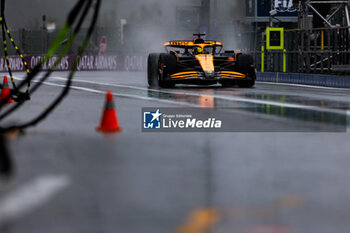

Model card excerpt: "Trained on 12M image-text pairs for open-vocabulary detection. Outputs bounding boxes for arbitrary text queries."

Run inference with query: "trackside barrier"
[0,54,146,72]
[2,54,349,89]
[257,72,350,88]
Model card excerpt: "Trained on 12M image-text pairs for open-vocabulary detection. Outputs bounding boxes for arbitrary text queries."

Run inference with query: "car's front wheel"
[158,53,177,88]
[147,53,160,88]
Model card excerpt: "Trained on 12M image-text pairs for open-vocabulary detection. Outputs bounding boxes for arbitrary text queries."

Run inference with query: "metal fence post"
[283,49,286,73]
[261,46,264,72]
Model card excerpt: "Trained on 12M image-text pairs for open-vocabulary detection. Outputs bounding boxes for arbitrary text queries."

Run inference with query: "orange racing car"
[147,33,256,88]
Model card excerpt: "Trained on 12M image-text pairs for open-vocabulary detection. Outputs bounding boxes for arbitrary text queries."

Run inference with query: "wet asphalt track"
[1,71,350,233]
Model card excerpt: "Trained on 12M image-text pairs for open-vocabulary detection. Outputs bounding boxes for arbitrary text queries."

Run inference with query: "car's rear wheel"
[238,79,255,88]
[147,53,160,88]
[235,54,256,88]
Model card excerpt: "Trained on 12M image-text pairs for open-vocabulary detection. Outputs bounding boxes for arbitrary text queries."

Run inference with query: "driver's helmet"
[195,47,203,54]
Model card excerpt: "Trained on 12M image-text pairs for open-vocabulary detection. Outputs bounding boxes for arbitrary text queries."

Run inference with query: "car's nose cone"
[204,71,215,79]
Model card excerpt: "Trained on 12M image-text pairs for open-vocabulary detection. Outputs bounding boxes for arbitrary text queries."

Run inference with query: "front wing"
[169,71,247,81]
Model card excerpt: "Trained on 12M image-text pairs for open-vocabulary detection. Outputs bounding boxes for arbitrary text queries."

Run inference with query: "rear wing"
[164,41,222,48]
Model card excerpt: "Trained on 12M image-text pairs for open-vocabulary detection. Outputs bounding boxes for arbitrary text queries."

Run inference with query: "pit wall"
[257,72,350,88]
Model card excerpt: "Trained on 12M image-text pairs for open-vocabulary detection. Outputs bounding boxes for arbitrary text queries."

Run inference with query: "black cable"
[3,0,101,131]
[1,16,17,91]
[4,19,31,94]
[0,0,99,179]
[0,0,91,119]
[0,0,86,109]
[1,0,30,99]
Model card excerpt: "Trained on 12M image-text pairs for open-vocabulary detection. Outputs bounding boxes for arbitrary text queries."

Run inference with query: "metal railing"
[246,26,350,74]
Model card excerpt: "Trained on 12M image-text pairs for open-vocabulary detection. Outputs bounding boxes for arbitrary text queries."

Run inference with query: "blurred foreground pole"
[0,134,13,177]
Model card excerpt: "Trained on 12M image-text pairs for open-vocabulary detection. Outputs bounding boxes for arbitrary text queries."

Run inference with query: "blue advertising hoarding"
[246,0,298,22]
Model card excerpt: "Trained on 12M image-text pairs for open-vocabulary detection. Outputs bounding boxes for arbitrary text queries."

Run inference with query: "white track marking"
[31,80,200,107]
[12,76,198,107]
[8,73,350,91]
[50,76,155,92]
[256,81,350,91]
[0,175,70,225]
[49,76,350,92]
[13,76,350,115]
[48,76,350,116]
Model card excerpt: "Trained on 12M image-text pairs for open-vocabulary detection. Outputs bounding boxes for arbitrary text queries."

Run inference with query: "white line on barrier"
[0,175,70,225]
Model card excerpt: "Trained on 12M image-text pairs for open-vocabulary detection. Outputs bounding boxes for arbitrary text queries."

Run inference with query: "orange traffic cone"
[97,91,121,132]
[0,76,14,103]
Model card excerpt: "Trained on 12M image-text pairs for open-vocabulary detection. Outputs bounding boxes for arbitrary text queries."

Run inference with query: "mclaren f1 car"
[147,33,256,88]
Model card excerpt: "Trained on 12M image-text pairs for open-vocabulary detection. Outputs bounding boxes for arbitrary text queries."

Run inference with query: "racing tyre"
[159,53,177,88]
[238,78,255,88]
[147,53,160,88]
[235,54,256,88]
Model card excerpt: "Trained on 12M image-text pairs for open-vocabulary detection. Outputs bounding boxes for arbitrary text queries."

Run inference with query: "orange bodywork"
[170,71,198,79]
[221,71,247,79]
[164,40,248,80]
[195,54,215,73]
